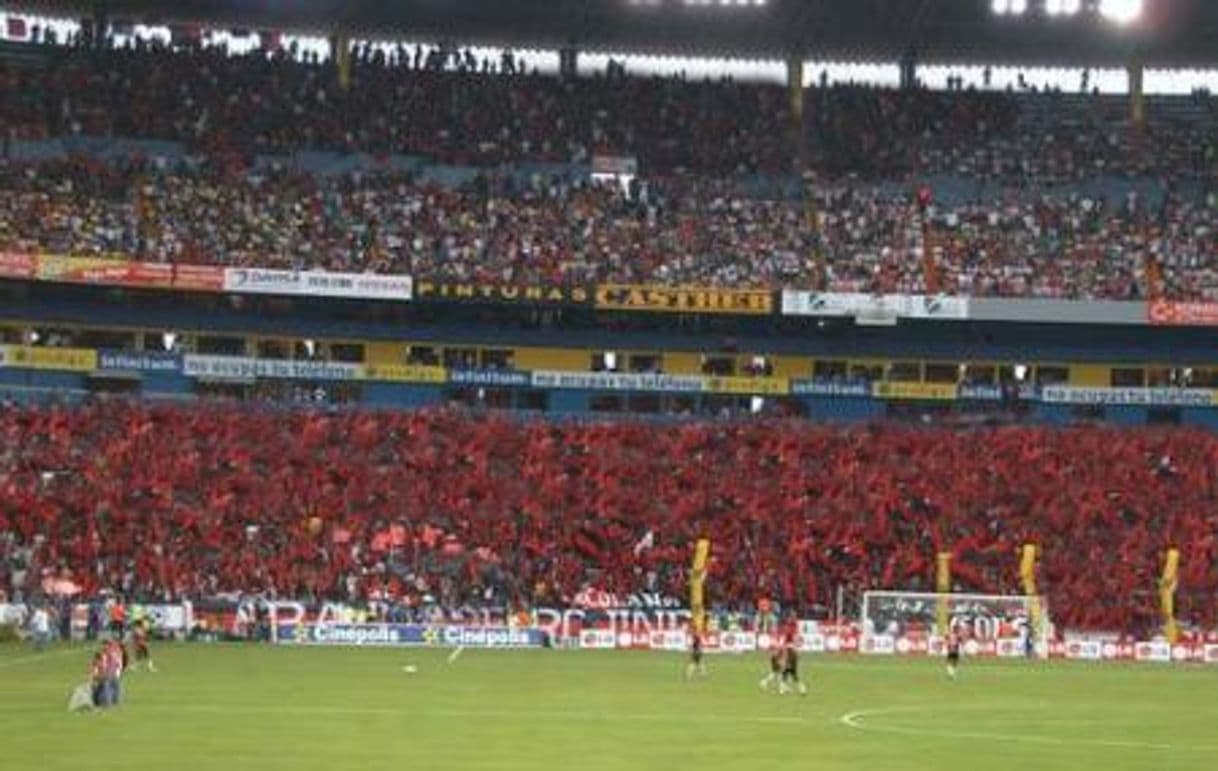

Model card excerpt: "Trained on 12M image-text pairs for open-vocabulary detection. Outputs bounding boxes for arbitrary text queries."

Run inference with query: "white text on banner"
[1040,386,1216,408]
[531,370,706,393]
[183,355,365,381]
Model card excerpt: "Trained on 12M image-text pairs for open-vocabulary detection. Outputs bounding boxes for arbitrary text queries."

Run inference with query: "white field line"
[839,704,1218,753]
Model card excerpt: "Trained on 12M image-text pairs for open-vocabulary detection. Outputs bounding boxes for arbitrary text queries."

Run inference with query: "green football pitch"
[3,643,1218,771]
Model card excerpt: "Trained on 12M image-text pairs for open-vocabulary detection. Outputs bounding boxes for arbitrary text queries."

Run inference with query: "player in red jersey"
[685,629,707,679]
[132,618,156,673]
[777,615,807,696]
[759,646,783,691]
[946,630,962,680]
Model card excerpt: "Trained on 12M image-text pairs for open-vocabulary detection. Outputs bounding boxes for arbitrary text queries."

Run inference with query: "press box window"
[443,348,478,368]
[701,355,735,376]
[481,349,513,370]
[407,346,440,366]
[813,360,847,379]
[1110,368,1145,387]
[593,352,618,372]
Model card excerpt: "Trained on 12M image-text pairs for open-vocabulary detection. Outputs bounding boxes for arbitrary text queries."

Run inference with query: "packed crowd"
[3,43,1216,181]
[0,43,1216,298]
[2,402,1215,634]
[5,156,1218,298]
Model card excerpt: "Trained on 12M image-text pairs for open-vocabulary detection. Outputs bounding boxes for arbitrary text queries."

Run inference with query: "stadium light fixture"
[1014,364,1029,382]
[1046,0,1081,15]
[1011,0,1027,13]
[162,332,177,352]
[991,0,1010,14]
[1098,0,1142,24]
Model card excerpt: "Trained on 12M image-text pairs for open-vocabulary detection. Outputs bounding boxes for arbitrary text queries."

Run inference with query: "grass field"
[3,643,1218,771]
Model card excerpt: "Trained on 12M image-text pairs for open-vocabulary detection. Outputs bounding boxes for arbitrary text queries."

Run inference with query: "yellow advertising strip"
[873,381,959,401]
[363,364,447,383]
[595,285,773,315]
[0,345,98,372]
[705,376,790,395]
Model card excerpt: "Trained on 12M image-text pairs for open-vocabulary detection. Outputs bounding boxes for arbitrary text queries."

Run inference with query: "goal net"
[860,591,1050,656]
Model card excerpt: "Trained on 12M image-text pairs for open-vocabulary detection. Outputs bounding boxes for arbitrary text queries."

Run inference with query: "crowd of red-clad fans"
[2,402,1216,635]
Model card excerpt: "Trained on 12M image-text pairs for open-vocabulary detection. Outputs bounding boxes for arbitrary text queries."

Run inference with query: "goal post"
[861,591,1050,656]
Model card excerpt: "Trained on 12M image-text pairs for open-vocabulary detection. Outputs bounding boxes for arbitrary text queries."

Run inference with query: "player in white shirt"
[29,606,51,651]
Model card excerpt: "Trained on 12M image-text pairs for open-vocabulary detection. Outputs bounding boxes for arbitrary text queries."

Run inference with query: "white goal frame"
[861,590,1050,654]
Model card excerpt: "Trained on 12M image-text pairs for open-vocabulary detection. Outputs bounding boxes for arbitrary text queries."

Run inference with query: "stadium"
[2,0,1218,768]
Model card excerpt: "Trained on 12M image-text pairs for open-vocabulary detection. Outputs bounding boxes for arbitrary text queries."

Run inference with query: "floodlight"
[1098,0,1142,24]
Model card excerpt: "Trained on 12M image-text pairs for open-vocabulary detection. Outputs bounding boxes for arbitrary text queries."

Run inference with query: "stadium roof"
[24,0,1218,67]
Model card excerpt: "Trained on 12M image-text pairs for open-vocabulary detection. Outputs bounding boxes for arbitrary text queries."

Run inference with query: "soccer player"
[759,647,782,691]
[946,630,962,680]
[777,616,807,696]
[685,629,707,679]
[88,649,108,709]
[102,639,126,706]
[132,617,156,673]
[28,605,51,652]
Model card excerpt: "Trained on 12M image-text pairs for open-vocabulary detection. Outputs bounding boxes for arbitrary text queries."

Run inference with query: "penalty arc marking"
[839,705,1218,753]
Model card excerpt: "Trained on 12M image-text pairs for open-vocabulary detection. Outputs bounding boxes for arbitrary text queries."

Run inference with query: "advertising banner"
[0,252,38,280]
[275,623,547,648]
[0,345,97,372]
[1064,640,1103,660]
[531,370,706,393]
[1148,301,1218,327]
[790,379,871,398]
[448,369,533,388]
[97,350,182,373]
[704,376,790,396]
[872,382,959,401]
[138,603,193,634]
[36,255,176,289]
[170,264,226,292]
[860,634,896,655]
[1134,641,1172,663]
[1040,386,1215,408]
[224,269,413,301]
[182,355,364,382]
[413,279,590,306]
[595,285,773,315]
[781,291,969,321]
[363,364,447,383]
[957,384,1005,401]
